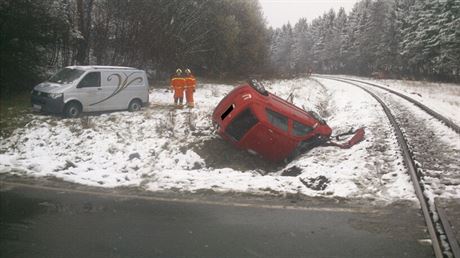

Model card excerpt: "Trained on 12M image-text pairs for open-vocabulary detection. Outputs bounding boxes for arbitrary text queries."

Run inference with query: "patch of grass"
[258,187,282,195]
[0,92,33,138]
[315,98,331,118]
[154,111,176,137]
[211,87,220,97]
[47,119,59,127]
[186,111,196,131]
[155,120,173,136]
[80,116,94,129]
[107,115,118,123]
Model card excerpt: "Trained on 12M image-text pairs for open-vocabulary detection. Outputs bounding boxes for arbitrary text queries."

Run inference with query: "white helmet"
[185,68,191,75]
[176,68,182,75]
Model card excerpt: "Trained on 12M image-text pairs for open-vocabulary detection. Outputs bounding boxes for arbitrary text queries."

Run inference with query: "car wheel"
[64,102,81,118]
[248,79,269,96]
[128,99,142,112]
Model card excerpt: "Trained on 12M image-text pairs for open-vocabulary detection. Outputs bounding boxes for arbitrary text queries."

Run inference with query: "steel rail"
[315,75,460,134]
[313,76,447,258]
[436,201,460,258]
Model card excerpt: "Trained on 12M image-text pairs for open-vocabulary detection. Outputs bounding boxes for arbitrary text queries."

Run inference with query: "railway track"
[316,75,460,134]
[312,76,460,258]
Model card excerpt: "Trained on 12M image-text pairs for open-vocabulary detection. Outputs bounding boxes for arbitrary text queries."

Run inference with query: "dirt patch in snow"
[193,137,283,173]
[300,176,330,191]
[281,166,303,177]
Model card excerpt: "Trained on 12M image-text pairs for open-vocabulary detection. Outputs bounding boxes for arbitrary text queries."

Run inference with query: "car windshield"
[48,68,85,84]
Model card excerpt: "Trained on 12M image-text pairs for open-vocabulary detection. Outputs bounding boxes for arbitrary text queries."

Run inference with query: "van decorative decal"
[90,72,143,106]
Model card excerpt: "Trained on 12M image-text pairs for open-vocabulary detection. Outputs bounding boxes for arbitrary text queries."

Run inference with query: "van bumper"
[31,93,65,114]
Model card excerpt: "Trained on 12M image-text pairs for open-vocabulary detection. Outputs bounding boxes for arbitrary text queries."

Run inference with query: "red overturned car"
[212,80,364,162]
[212,80,329,162]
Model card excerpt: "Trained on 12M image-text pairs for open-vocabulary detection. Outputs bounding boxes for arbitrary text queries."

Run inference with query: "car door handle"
[97,88,102,90]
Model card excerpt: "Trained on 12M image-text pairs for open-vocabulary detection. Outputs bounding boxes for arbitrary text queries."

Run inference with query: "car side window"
[78,72,101,88]
[293,120,313,136]
[266,108,288,131]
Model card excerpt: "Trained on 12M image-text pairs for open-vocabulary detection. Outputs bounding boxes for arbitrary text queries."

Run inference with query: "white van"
[31,66,149,117]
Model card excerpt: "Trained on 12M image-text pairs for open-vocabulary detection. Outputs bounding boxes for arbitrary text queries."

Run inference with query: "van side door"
[99,71,119,110]
[75,71,103,112]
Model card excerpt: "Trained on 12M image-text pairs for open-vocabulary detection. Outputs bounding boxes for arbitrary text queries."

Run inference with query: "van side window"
[266,108,288,131]
[226,108,258,141]
[78,72,101,88]
[293,120,313,136]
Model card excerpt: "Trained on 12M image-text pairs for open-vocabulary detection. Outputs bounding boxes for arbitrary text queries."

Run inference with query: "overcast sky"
[259,0,359,28]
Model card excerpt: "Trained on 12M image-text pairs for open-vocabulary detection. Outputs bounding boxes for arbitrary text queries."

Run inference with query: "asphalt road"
[0,181,433,257]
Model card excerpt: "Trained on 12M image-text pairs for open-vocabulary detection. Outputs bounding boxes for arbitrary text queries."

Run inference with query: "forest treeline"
[0,0,267,94]
[0,0,459,94]
[269,0,460,82]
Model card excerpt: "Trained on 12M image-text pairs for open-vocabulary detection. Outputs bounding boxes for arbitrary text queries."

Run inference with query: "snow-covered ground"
[0,77,430,204]
[338,75,460,125]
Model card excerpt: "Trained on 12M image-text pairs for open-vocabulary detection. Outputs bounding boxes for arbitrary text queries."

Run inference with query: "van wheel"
[64,102,81,118]
[128,99,142,112]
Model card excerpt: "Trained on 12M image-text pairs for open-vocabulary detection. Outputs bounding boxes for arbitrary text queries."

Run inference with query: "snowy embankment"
[339,75,460,125]
[0,78,416,203]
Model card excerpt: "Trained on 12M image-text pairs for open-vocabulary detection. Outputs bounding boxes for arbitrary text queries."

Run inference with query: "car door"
[76,71,104,112]
[264,108,296,161]
[242,122,275,160]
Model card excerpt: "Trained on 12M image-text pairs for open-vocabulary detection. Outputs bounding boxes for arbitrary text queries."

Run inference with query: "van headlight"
[49,93,63,99]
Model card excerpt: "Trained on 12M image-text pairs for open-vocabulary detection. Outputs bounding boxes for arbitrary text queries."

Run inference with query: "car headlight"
[49,93,63,99]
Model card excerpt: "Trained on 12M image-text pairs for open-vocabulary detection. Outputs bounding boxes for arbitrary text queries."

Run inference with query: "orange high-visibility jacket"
[171,76,186,98]
[171,76,186,90]
[184,75,196,90]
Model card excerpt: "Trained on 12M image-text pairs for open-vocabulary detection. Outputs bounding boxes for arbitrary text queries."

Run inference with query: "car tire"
[64,102,81,118]
[248,79,269,96]
[128,99,142,112]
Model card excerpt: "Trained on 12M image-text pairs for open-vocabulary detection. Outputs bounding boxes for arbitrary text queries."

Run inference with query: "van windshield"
[49,68,85,84]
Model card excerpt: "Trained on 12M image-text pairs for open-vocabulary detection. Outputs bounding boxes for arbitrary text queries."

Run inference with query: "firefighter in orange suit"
[170,69,186,107]
[184,68,196,108]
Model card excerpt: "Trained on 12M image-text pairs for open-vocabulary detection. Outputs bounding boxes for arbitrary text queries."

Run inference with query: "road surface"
[0,179,433,257]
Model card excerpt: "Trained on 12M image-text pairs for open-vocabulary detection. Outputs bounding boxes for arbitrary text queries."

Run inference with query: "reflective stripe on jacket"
[184,75,196,89]
[171,77,186,89]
